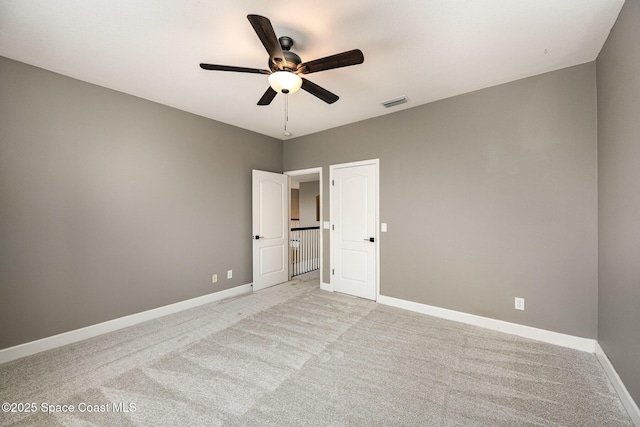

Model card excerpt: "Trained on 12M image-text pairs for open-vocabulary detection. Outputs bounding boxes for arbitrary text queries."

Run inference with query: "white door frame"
[284,167,324,288]
[329,159,380,300]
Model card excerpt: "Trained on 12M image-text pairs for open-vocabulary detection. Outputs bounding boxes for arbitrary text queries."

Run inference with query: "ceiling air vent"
[381,96,409,108]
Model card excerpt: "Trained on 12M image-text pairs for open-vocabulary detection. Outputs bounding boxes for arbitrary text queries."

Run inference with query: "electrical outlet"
[515,297,525,311]
[227,270,233,279]
[212,274,218,283]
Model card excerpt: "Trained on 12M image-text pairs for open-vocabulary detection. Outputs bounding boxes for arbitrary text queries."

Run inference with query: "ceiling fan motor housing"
[269,36,302,72]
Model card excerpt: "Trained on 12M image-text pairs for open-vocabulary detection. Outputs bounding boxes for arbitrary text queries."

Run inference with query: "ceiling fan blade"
[297,49,364,74]
[301,78,339,104]
[200,64,270,74]
[247,14,285,69]
[257,87,278,106]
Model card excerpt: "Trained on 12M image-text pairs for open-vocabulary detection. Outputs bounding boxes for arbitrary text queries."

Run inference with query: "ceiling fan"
[200,14,364,105]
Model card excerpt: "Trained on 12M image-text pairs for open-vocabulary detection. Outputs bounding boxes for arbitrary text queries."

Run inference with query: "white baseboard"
[320,282,332,292]
[595,344,640,426]
[376,294,596,353]
[0,283,253,365]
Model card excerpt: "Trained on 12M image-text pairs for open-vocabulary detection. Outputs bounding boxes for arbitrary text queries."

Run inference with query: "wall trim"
[0,283,253,365]
[377,294,596,353]
[595,343,640,426]
[320,282,333,292]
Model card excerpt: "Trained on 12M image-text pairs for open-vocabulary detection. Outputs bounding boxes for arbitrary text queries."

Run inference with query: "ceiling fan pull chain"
[284,93,289,135]
[283,93,293,137]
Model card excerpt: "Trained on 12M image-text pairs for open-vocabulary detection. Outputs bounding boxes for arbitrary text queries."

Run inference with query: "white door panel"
[331,161,378,300]
[259,244,285,275]
[342,176,366,232]
[341,250,368,281]
[252,170,288,291]
[259,179,285,239]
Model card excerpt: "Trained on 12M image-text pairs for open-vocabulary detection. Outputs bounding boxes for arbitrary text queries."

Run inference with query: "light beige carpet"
[0,271,633,426]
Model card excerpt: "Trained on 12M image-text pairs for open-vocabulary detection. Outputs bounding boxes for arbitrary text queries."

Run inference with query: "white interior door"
[331,161,378,300]
[252,170,288,291]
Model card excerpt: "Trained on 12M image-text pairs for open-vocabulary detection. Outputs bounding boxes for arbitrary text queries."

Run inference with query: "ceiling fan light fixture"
[268,71,302,94]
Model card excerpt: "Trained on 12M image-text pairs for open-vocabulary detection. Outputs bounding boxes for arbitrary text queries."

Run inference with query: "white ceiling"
[0,0,624,140]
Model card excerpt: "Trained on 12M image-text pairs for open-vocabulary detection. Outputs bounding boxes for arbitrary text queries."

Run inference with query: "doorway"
[285,167,323,287]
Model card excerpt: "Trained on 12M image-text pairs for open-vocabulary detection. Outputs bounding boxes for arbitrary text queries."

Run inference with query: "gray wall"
[0,57,282,349]
[597,0,640,404]
[299,181,320,227]
[284,63,598,339]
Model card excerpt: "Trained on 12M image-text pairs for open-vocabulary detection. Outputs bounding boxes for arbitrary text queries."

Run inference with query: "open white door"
[331,160,378,300]
[252,170,289,291]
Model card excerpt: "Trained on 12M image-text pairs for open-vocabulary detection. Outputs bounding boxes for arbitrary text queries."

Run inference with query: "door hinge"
[332,179,334,186]
[332,269,334,275]
[332,224,334,230]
